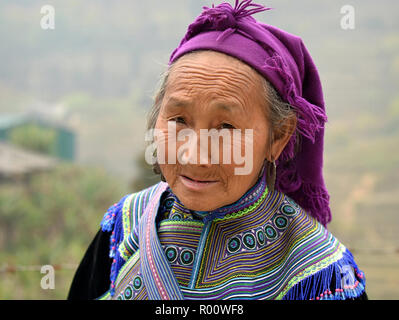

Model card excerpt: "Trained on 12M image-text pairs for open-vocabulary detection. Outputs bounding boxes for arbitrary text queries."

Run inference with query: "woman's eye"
[220,123,235,129]
[171,117,186,124]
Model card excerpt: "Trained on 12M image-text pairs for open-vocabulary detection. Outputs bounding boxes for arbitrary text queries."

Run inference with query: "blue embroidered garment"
[99,169,365,300]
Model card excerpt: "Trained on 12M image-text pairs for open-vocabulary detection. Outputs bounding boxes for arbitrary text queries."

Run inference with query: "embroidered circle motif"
[256,229,265,245]
[281,204,296,216]
[274,215,288,230]
[165,198,174,209]
[180,249,194,265]
[124,286,133,300]
[227,236,241,254]
[243,233,256,250]
[169,210,183,220]
[165,246,178,263]
[264,224,277,240]
[133,275,142,290]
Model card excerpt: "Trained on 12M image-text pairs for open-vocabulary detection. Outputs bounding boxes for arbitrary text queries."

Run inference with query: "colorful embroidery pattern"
[224,200,300,256]
[100,169,366,300]
[112,252,148,300]
[158,219,204,287]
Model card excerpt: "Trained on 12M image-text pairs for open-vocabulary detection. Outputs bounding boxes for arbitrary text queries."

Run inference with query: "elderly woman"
[68,1,367,300]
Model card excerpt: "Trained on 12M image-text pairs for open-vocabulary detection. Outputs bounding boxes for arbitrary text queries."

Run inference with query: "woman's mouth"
[179,175,219,190]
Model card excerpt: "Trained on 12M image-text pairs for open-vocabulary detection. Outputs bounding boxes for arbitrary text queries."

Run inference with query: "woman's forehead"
[170,51,259,81]
[166,51,264,101]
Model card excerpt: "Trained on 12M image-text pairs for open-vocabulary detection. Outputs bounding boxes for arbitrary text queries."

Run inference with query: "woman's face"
[155,51,271,211]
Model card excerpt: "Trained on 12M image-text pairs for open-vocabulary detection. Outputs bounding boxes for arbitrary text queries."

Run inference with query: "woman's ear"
[270,114,297,160]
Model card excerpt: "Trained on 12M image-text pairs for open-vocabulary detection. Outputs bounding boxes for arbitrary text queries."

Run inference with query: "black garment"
[67,229,369,300]
[68,229,112,300]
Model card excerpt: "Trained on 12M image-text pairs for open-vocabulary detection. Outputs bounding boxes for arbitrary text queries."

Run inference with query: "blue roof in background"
[0,112,73,133]
[0,113,28,129]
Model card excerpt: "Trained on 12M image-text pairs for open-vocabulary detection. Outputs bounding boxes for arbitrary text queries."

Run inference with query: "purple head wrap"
[169,0,331,226]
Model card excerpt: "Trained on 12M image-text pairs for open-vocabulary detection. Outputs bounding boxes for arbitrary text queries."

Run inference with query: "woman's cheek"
[160,163,179,187]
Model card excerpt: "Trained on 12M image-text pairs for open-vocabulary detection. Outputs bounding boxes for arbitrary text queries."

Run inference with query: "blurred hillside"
[0,0,398,299]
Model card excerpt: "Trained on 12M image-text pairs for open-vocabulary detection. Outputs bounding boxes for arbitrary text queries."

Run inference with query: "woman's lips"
[179,175,219,190]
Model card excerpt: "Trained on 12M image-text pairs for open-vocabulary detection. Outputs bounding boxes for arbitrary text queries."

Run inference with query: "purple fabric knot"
[182,1,270,44]
[204,5,236,30]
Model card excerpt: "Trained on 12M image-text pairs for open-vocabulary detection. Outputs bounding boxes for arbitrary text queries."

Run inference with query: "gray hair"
[146,60,299,175]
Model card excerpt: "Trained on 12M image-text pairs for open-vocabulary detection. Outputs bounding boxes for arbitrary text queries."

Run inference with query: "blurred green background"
[0,0,398,299]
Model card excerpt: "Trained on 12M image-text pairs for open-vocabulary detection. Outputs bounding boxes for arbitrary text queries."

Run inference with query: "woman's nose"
[177,129,213,167]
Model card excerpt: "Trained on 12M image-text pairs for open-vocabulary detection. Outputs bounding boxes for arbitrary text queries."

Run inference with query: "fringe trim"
[281,248,366,300]
[100,194,129,297]
[288,181,331,227]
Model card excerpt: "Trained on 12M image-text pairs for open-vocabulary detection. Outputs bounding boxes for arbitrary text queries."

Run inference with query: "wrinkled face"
[155,50,270,211]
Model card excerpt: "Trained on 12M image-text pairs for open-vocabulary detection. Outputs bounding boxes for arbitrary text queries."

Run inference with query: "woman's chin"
[173,186,225,212]
[166,174,242,212]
